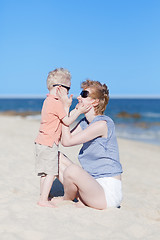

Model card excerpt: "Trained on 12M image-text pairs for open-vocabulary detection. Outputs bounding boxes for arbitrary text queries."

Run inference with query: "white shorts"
[96,177,122,208]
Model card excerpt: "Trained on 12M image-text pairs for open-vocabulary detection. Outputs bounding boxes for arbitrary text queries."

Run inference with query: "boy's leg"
[38,174,56,207]
[40,175,46,195]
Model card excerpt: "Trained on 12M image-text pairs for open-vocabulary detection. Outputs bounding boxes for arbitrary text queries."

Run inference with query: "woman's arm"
[62,104,91,126]
[70,121,83,135]
[61,120,108,147]
[60,118,83,145]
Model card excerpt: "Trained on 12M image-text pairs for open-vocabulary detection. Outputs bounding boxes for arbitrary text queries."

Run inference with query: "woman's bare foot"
[37,200,56,208]
[50,196,64,205]
[74,201,87,208]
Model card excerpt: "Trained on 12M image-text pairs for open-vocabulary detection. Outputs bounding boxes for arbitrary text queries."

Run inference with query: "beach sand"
[0,116,160,240]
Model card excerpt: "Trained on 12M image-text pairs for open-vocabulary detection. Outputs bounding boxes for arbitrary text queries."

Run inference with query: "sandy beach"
[0,115,160,240]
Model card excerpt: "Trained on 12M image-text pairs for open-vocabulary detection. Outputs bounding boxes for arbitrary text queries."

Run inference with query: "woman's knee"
[63,164,80,180]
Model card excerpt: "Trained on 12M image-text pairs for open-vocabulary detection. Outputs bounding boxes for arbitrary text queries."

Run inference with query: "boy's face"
[53,84,70,95]
[60,84,70,95]
[58,85,69,95]
[62,86,69,95]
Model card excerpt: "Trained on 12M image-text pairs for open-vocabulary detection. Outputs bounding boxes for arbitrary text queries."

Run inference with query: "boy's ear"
[92,99,99,106]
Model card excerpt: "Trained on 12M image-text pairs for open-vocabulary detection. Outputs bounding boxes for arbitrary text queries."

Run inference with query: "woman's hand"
[76,102,92,114]
[57,87,73,108]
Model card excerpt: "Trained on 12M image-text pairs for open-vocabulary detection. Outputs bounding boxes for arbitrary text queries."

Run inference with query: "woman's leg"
[50,152,74,205]
[63,164,107,210]
[58,152,73,184]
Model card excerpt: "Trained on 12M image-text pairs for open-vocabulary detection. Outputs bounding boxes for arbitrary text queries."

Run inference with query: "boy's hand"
[57,87,73,108]
[76,102,92,114]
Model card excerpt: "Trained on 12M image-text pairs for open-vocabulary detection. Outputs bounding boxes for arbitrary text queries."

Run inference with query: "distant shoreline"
[0,95,160,99]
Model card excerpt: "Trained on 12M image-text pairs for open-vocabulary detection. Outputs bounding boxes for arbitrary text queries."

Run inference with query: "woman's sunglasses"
[80,90,89,98]
[53,84,70,91]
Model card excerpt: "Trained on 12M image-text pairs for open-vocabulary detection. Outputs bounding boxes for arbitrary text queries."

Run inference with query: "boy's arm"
[68,102,81,117]
[62,104,90,126]
[68,108,77,117]
[62,106,79,126]
[57,87,91,125]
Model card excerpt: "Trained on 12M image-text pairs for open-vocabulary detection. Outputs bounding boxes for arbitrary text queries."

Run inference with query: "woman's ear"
[92,99,99,106]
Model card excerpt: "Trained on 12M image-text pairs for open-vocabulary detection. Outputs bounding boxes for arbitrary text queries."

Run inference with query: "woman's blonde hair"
[81,79,109,115]
[47,68,71,90]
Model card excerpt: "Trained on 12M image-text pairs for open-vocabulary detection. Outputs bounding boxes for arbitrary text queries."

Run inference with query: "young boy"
[35,68,87,208]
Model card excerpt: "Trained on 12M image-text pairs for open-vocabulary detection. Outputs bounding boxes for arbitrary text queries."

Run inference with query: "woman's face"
[77,88,95,106]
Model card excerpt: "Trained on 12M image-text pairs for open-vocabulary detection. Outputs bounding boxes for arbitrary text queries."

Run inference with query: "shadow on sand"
[49,178,64,198]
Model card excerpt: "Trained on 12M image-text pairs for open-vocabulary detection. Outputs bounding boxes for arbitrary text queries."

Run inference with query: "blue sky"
[0,0,160,97]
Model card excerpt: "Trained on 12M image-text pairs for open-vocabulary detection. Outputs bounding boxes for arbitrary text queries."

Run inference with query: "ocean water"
[0,98,160,145]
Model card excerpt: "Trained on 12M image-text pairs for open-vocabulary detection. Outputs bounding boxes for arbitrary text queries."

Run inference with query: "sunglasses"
[80,90,90,98]
[53,84,70,91]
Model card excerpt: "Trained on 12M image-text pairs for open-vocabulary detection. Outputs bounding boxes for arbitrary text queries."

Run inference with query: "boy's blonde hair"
[47,68,71,90]
[81,79,109,115]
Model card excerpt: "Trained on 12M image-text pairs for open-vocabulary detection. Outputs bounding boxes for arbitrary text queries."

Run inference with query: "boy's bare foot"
[37,200,57,208]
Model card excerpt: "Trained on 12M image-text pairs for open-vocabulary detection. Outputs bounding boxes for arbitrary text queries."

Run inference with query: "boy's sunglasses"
[53,84,70,91]
[80,90,89,98]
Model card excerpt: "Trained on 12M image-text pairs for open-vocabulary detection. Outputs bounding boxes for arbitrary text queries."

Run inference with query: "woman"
[56,79,123,210]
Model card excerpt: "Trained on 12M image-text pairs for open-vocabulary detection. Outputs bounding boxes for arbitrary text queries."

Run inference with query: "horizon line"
[0,94,160,99]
